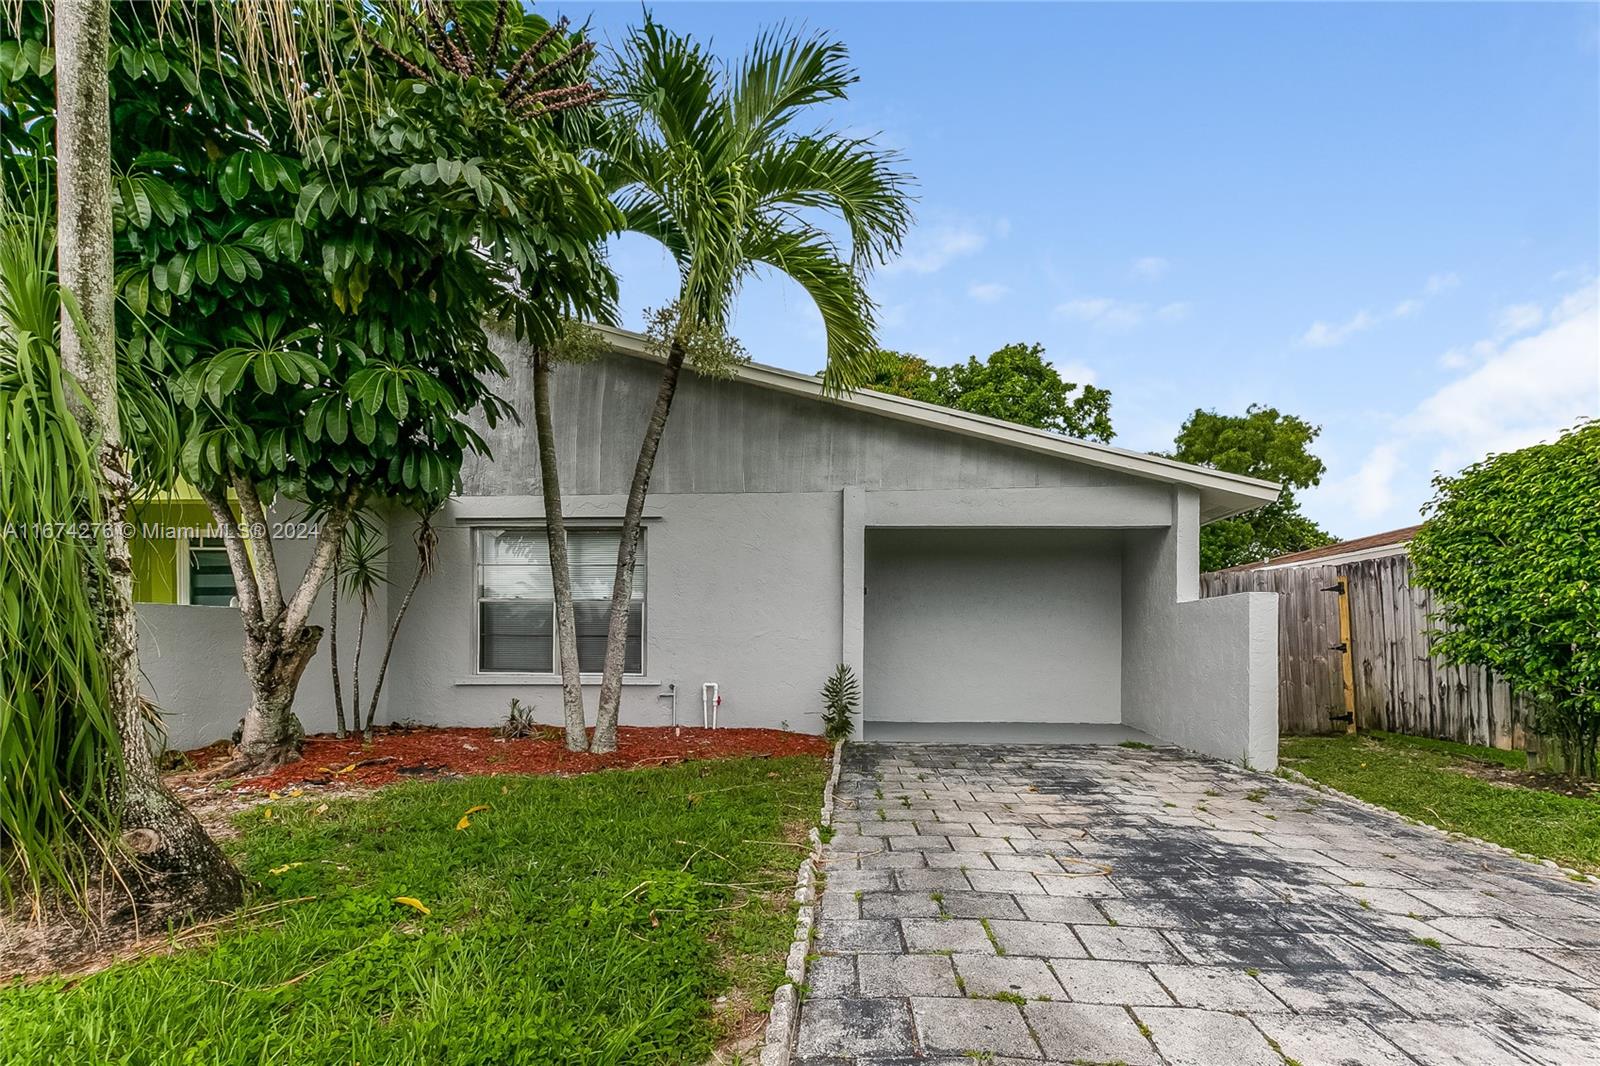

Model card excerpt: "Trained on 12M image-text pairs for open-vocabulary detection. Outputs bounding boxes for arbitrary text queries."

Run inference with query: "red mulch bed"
[182,725,831,793]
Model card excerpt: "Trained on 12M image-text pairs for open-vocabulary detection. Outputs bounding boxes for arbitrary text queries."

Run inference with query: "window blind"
[477,529,644,674]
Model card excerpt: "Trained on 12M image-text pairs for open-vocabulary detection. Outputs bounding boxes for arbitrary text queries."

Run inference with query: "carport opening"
[861,528,1152,743]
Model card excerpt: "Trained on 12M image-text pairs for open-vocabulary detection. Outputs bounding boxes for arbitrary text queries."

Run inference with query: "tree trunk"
[55,0,241,913]
[351,595,369,740]
[533,351,587,750]
[363,515,436,736]
[235,625,320,770]
[194,488,360,778]
[592,339,687,753]
[330,542,347,738]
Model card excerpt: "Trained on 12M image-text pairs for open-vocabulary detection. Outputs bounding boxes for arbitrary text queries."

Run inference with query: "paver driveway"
[794,743,1600,1066]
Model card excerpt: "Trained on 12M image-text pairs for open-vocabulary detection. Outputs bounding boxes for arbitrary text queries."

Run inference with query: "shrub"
[819,664,860,743]
[1409,421,1600,777]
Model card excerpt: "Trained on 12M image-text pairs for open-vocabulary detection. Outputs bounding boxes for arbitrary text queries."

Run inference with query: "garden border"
[758,739,843,1066]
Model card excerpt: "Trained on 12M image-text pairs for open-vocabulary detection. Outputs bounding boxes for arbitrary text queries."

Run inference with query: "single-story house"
[135,327,1283,768]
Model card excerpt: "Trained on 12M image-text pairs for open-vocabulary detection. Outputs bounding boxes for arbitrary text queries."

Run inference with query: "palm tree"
[586,22,913,752]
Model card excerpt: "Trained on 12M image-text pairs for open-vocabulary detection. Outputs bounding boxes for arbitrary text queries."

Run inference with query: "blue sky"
[556,2,1599,537]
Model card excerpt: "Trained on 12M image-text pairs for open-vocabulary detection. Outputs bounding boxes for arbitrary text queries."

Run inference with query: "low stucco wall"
[1120,490,1280,769]
[863,528,1122,729]
[137,524,389,751]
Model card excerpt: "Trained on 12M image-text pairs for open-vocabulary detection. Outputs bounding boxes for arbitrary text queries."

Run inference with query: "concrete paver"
[793,743,1600,1065]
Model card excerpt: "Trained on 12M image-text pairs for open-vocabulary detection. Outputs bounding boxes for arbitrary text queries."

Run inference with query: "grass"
[1280,731,1600,873]
[0,756,828,1065]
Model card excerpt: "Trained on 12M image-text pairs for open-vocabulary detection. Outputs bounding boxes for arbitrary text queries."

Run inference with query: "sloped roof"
[596,326,1281,523]
[1223,524,1422,572]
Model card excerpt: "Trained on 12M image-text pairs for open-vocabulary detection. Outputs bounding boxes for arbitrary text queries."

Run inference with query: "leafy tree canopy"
[6,3,618,515]
[864,343,1114,442]
[1169,403,1335,571]
[1409,421,1600,776]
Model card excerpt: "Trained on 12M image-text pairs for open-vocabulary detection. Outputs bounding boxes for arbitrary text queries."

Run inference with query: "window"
[186,537,238,607]
[477,529,645,675]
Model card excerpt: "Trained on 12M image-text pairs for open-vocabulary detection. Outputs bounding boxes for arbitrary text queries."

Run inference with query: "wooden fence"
[1202,552,1534,747]
[1201,563,1346,735]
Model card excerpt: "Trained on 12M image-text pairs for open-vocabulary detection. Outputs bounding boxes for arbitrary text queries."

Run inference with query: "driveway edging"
[1273,764,1594,881]
[759,739,845,1066]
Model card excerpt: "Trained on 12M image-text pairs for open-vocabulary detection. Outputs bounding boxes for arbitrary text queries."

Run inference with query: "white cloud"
[1050,359,1099,387]
[1131,256,1170,281]
[1438,300,1550,368]
[1326,443,1403,524]
[1300,309,1377,348]
[1056,296,1144,330]
[1312,282,1600,526]
[1299,273,1459,348]
[883,224,986,275]
[1054,295,1193,330]
[1411,286,1598,465]
[1496,302,1544,337]
[1424,272,1460,295]
[967,281,1010,304]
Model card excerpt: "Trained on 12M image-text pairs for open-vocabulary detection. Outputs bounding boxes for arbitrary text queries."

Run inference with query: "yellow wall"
[130,498,228,604]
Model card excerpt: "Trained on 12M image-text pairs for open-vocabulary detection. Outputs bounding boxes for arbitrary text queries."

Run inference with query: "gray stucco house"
[138,327,1282,768]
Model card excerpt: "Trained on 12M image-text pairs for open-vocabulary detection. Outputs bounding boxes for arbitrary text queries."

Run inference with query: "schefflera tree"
[110,4,615,774]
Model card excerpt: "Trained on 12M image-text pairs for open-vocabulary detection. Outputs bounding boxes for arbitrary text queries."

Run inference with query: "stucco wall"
[381,491,846,734]
[134,348,1274,763]
[862,529,1122,730]
[467,336,1150,497]
[1120,489,1279,769]
[138,518,390,750]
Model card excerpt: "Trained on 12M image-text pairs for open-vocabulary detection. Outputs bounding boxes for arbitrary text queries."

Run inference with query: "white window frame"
[472,525,647,678]
[177,534,238,608]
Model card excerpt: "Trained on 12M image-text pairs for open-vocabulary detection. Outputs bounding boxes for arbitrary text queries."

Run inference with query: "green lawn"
[0,756,828,1065]
[1280,731,1600,874]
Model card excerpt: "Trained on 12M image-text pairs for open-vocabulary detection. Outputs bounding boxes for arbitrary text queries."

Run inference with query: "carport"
[838,481,1280,768]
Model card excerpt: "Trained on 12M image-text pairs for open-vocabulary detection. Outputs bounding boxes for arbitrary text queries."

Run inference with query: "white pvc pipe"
[702,682,719,728]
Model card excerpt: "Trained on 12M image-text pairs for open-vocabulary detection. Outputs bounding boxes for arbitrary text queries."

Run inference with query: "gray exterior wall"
[384,490,845,733]
[1120,488,1279,769]
[137,520,391,750]
[465,331,1146,496]
[863,530,1122,730]
[138,340,1278,769]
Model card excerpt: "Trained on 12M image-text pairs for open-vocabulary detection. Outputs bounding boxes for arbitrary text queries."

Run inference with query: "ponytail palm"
[586,21,912,751]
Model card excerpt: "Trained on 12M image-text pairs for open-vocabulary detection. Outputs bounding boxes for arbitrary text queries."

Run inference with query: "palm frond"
[749,132,911,269]
[610,19,722,153]
[730,27,854,145]
[747,224,878,393]
[605,18,912,388]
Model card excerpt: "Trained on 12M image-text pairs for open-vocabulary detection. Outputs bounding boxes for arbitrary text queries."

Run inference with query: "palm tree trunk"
[362,515,434,736]
[54,0,241,912]
[352,595,369,740]
[533,351,587,750]
[592,339,686,753]
[330,542,347,738]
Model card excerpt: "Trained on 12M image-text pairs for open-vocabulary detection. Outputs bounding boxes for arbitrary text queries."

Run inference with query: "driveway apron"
[793,743,1600,1066]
